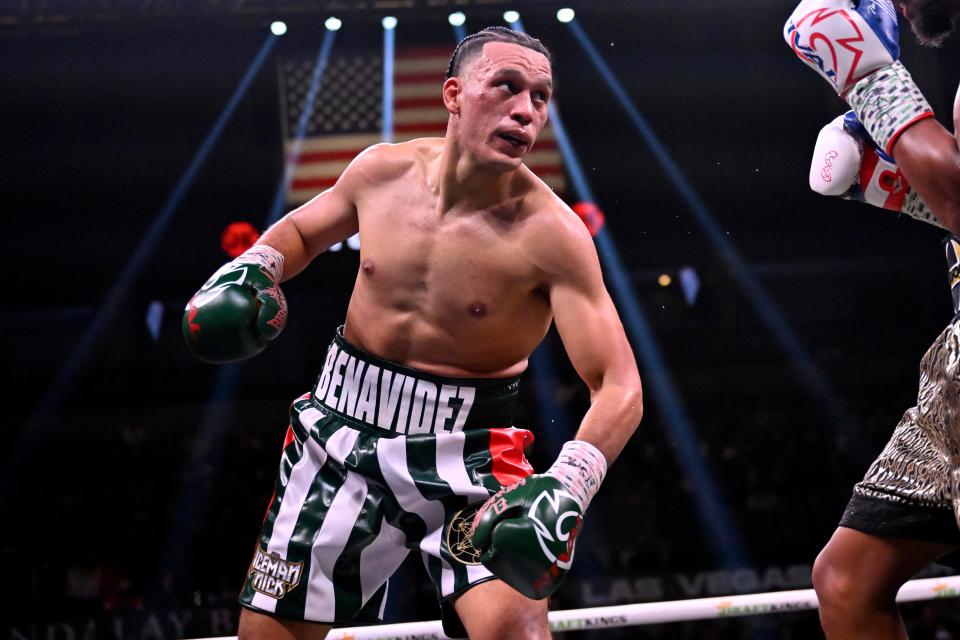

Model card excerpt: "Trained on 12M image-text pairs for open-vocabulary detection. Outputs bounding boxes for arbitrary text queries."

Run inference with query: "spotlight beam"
[2,33,279,500]
[556,105,747,568]
[564,18,867,461]
[268,28,338,225]
[148,362,246,602]
[511,17,748,568]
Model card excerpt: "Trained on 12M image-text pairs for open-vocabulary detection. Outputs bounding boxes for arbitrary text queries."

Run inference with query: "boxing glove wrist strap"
[236,244,285,282]
[545,440,607,510]
[847,61,934,156]
[903,191,948,230]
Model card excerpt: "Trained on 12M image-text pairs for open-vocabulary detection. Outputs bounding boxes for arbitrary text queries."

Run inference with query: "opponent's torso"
[343,140,554,378]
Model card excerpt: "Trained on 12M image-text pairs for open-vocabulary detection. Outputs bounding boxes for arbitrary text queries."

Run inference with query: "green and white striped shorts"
[239,329,534,635]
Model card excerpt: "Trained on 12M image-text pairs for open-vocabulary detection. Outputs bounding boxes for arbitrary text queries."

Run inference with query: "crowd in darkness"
[5,284,960,638]
[5,396,959,638]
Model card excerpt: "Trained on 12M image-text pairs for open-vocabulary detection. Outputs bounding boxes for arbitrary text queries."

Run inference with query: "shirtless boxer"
[182,27,643,640]
[784,1,960,637]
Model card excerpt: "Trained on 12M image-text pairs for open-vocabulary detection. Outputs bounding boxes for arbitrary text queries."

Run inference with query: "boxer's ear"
[442,77,462,115]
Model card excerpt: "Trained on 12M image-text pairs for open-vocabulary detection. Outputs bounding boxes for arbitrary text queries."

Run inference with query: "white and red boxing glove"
[809,111,944,228]
[784,0,934,154]
[784,0,900,95]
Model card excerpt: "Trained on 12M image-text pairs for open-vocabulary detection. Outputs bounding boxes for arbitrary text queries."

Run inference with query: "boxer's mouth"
[498,131,530,149]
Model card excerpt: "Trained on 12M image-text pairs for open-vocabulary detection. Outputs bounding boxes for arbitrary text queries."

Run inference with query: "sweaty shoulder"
[519,174,599,281]
[341,138,442,191]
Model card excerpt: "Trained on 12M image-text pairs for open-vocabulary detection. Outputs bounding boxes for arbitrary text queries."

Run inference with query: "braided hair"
[445,26,551,80]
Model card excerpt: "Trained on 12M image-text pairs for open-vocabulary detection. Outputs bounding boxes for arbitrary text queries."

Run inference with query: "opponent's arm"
[886,109,960,234]
[784,0,960,234]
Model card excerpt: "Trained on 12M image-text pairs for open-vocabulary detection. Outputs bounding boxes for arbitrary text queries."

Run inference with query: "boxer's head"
[897,0,960,46]
[443,27,553,170]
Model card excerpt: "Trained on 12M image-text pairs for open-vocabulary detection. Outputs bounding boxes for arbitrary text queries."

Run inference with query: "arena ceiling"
[0,0,767,35]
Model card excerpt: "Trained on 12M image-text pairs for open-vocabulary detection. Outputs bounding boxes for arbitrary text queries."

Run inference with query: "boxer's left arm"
[469,206,642,600]
[546,214,644,463]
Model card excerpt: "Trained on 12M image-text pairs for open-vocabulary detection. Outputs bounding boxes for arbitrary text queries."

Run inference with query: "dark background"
[3,0,960,638]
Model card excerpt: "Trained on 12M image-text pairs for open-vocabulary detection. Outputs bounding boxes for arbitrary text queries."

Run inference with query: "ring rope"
[202,574,960,639]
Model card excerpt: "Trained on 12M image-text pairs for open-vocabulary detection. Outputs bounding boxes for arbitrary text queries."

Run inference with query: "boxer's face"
[898,0,960,46]
[448,41,552,170]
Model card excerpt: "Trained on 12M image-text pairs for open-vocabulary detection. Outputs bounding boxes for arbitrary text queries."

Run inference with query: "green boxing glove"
[471,440,607,600]
[182,245,287,364]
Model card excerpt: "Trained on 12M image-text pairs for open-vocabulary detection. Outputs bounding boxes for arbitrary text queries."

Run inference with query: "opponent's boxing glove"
[809,111,944,228]
[784,0,933,153]
[471,440,607,600]
[182,245,287,364]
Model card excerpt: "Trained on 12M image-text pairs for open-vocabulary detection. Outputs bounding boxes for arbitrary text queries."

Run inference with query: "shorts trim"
[439,573,498,606]
[840,493,960,547]
[439,575,499,639]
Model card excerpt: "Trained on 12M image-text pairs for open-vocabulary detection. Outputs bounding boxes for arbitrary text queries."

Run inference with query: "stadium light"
[270,21,287,36]
[382,14,396,143]
[503,10,520,24]
[448,11,466,27]
[324,16,342,31]
[557,8,575,23]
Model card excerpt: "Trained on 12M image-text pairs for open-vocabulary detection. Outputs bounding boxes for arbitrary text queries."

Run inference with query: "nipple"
[469,301,487,318]
[361,259,375,276]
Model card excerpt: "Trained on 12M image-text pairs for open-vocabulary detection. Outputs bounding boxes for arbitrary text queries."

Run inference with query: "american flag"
[280,47,566,205]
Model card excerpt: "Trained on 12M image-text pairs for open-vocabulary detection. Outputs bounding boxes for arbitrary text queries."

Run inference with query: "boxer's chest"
[356,194,545,321]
